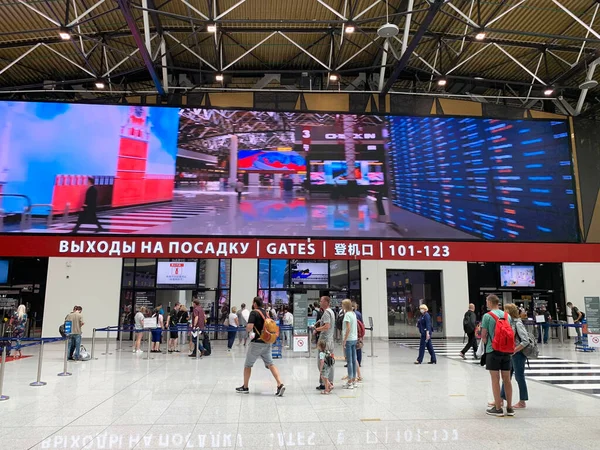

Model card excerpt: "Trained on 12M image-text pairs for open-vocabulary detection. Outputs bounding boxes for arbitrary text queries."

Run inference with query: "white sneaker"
[137,349,144,354]
[343,383,355,390]
[132,349,137,353]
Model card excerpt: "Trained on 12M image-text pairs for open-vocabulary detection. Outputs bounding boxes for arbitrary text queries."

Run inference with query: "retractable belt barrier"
[0,336,67,401]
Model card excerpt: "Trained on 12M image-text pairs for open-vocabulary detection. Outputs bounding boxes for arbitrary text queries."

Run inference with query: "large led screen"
[387,117,579,242]
[0,102,580,242]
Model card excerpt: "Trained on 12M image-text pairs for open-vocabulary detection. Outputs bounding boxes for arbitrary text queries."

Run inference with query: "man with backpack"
[567,302,585,344]
[481,294,515,417]
[236,297,285,397]
[459,304,477,360]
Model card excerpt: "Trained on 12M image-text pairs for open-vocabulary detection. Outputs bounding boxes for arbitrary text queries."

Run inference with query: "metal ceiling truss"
[1,0,600,114]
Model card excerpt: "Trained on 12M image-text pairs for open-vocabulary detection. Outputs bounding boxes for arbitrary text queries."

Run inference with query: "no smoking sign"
[589,334,600,348]
[293,335,308,352]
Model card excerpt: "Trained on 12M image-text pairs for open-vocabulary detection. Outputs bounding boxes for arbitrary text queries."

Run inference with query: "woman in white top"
[133,307,147,354]
[227,306,239,351]
[341,299,358,389]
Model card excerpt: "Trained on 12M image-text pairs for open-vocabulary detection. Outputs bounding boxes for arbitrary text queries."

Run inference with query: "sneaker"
[236,386,249,394]
[486,407,504,417]
[316,385,325,390]
[343,383,355,390]
[275,384,286,397]
[506,407,515,417]
[459,352,466,360]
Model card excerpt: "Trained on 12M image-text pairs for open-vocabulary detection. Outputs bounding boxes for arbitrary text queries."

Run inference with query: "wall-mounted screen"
[291,262,328,286]
[500,265,535,287]
[238,150,306,172]
[0,260,9,284]
[310,160,384,185]
[157,261,197,286]
[0,102,580,242]
[387,116,579,242]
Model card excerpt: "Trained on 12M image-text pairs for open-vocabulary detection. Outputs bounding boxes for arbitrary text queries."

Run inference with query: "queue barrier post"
[0,345,9,401]
[102,325,112,355]
[91,328,97,360]
[117,324,124,352]
[30,340,47,387]
[367,317,377,358]
[57,338,72,377]
[144,330,154,360]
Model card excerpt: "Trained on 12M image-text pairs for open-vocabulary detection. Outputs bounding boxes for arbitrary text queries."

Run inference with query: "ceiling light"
[345,24,356,34]
[329,73,339,82]
[59,27,72,40]
[475,31,486,41]
[215,73,224,82]
[94,80,106,89]
[544,88,554,96]
[437,78,447,87]
[207,23,217,33]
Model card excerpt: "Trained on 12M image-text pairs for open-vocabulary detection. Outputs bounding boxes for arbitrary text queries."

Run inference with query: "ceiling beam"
[116,0,165,95]
[381,0,444,95]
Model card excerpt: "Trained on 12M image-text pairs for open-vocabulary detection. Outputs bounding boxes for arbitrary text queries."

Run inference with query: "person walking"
[71,177,105,233]
[227,306,239,351]
[315,296,336,390]
[189,298,206,357]
[237,303,249,346]
[65,306,84,361]
[414,304,436,365]
[9,304,28,358]
[235,297,285,396]
[500,304,530,410]
[235,179,244,203]
[341,299,358,389]
[481,294,514,417]
[460,303,478,360]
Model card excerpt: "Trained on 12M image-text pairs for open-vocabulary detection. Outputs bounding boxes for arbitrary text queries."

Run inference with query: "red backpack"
[488,311,515,354]
[357,318,365,340]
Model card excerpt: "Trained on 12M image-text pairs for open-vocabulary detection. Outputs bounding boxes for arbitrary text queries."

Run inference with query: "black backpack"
[335,312,345,331]
[463,311,475,334]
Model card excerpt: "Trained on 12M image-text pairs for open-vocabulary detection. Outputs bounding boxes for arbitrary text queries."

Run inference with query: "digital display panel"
[309,160,384,185]
[290,262,328,286]
[387,116,579,242]
[238,150,306,172]
[0,260,8,284]
[0,102,580,242]
[500,265,535,287]
[156,261,197,285]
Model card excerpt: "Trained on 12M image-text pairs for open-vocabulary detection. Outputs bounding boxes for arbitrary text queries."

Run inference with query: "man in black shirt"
[459,303,477,359]
[236,296,285,396]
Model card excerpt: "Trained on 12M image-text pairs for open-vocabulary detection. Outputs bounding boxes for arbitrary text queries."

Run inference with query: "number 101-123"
[388,245,450,258]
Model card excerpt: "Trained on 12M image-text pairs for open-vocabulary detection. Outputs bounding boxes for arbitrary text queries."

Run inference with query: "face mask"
[420,309,426,314]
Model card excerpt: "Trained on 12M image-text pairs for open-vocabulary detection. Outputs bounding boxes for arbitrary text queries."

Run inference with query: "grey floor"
[0,338,599,449]
[17,187,475,239]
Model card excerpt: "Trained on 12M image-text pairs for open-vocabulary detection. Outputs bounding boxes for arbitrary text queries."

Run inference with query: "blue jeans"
[68,334,81,360]
[345,340,358,380]
[537,324,549,344]
[501,351,528,402]
[227,328,237,349]
[417,333,436,363]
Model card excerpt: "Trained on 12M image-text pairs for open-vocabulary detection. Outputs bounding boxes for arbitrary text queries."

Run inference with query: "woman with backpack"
[499,303,530,409]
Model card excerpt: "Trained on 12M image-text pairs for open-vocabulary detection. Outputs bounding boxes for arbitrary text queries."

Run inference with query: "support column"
[228,135,239,187]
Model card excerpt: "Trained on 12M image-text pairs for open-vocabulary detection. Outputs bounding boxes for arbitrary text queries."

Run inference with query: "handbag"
[476,339,485,358]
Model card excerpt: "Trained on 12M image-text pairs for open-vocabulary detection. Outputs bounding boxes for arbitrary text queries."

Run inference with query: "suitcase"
[202,332,211,356]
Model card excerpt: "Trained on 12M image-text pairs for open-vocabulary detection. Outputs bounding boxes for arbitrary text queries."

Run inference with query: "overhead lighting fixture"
[94,80,106,89]
[207,23,217,33]
[475,31,486,41]
[437,78,447,87]
[59,27,72,40]
[544,88,554,96]
[215,73,224,82]
[345,23,356,34]
[329,73,340,82]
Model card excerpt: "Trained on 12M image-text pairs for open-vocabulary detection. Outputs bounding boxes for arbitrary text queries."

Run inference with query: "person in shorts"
[481,294,513,417]
[317,340,333,394]
[236,296,285,396]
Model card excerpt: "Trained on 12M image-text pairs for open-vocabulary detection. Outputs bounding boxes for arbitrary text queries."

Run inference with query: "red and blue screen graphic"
[387,116,579,242]
[238,149,306,172]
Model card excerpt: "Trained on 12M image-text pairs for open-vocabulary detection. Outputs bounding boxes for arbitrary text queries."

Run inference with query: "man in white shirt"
[283,307,293,348]
[237,303,251,346]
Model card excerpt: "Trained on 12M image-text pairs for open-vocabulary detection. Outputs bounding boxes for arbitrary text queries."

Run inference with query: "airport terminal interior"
[3,0,600,449]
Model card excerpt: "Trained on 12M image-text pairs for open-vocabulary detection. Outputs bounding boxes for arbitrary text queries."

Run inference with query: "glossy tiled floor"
[0,338,599,450]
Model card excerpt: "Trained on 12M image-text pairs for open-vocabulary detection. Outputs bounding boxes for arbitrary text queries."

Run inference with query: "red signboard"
[2,236,600,262]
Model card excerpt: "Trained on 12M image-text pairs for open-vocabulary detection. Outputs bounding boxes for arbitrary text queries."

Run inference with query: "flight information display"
[387,116,579,242]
